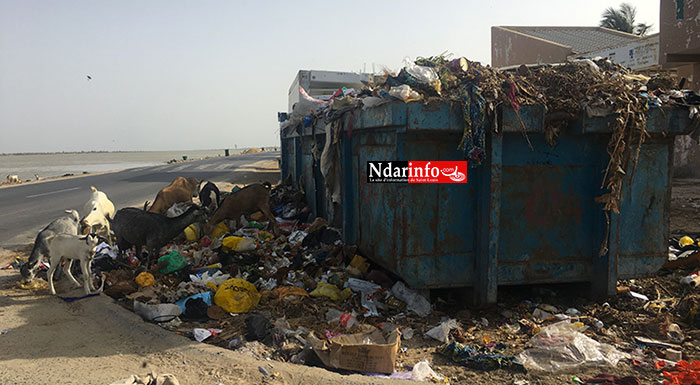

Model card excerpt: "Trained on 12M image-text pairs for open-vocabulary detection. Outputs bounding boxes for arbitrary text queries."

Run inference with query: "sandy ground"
[0,272,407,385]
[671,178,700,234]
[0,253,410,385]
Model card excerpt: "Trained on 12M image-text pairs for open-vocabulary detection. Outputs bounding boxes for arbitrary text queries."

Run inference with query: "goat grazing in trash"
[45,233,104,296]
[21,209,82,281]
[144,177,200,215]
[204,182,279,236]
[111,205,206,268]
[81,186,115,244]
[198,181,221,212]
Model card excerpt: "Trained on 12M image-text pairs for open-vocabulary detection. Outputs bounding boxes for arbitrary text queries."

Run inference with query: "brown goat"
[145,177,200,214]
[205,183,279,235]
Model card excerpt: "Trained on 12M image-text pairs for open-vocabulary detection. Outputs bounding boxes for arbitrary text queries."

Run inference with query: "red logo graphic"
[408,161,468,183]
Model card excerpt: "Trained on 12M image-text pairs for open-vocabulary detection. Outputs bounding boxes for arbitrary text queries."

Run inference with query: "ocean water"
[0,149,244,181]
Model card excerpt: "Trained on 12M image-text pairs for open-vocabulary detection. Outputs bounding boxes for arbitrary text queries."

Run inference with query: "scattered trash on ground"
[10,54,700,383]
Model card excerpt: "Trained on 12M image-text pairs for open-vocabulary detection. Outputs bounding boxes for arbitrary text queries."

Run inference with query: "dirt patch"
[0,265,413,385]
[671,178,700,234]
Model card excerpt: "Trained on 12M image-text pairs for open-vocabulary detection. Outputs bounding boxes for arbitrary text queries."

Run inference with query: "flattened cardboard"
[310,327,401,374]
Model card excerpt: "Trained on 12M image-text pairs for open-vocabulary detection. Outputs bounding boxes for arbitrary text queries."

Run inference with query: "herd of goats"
[18,177,277,296]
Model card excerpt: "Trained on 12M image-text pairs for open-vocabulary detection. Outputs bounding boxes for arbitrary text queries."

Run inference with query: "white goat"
[45,234,102,296]
[81,186,115,244]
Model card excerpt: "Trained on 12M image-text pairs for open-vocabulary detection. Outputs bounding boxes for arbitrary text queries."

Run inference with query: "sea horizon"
[1,147,279,181]
[0,146,279,156]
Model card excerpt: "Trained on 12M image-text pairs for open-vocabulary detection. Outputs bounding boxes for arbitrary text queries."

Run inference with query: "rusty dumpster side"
[280,101,693,304]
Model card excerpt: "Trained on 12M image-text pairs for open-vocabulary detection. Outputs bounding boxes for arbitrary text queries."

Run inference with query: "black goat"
[110,205,205,268]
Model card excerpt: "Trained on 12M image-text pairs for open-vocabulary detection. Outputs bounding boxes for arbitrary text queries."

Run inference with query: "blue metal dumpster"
[280,101,694,304]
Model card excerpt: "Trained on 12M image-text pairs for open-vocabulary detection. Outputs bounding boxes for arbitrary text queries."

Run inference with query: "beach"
[0,149,244,181]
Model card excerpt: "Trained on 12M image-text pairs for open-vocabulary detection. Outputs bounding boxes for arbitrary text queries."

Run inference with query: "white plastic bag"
[391,281,431,317]
[293,85,328,116]
[193,328,212,342]
[189,270,231,288]
[388,85,421,102]
[411,360,444,382]
[404,59,439,84]
[425,318,459,343]
[518,321,629,372]
[134,301,182,323]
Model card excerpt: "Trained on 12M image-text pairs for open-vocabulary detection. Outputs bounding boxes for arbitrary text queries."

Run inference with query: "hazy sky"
[0,0,659,153]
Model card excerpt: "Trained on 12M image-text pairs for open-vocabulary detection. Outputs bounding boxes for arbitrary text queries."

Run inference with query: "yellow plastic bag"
[349,255,370,274]
[135,272,155,287]
[210,222,229,239]
[214,278,260,313]
[310,282,352,301]
[222,236,256,252]
[680,236,695,247]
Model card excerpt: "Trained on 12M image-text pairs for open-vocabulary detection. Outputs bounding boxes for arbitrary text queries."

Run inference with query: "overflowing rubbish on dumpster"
[282,53,700,262]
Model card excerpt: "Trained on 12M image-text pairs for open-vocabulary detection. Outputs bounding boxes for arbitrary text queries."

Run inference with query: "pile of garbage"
[31,176,681,381]
[6,176,698,382]
[80,180,431,376]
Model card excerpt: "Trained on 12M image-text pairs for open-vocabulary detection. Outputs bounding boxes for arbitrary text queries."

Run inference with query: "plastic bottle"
[127,253,140,267]
[325,309,357,329]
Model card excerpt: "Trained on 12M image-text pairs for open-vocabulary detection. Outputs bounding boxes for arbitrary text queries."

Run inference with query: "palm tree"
[600,3,652,36]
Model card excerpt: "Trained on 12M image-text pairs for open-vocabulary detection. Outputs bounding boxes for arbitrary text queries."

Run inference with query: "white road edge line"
[26,186,80,199]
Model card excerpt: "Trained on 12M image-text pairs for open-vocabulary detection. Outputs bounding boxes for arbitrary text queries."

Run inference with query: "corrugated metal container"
[280,100,694,303]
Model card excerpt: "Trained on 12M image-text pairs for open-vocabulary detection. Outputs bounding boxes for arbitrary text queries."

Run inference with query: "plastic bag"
[189,270,230,288]
[518,321,629,372]
[293,85,328,117]
[135,272,155,287]
[411,360,444,382]
[405,60,439,84]
[288,230,307,245]
[310,282,352,301]
[222,236,256,252]
[425,319,459,343]
[404,59,441,94]
[175,291,212,313]
[210,222,229,238]
[346,278,383,317]
[214,278,260,313]
[193,327,221,342]
[680,235,695,247]
[166,202,191,218]
[133,301,182,322]
[391,281,431,317]
[349,255,370,274]
[158,251,187,274]
[325,308,358,329]
[388,85,422,103]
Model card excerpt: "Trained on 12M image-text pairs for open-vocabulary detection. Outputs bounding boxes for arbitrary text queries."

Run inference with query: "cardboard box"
[309,327,401,374]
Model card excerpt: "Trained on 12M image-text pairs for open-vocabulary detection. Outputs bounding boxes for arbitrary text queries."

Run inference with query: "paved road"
[0,152,280,248]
